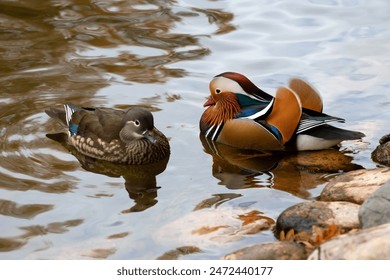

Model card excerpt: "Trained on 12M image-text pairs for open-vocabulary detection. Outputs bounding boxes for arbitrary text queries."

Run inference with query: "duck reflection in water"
[200,134,362,199]
[46,132,169,212]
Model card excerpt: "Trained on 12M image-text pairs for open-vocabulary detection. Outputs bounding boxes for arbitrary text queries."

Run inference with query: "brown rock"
[308,223,390,259]
[224,241,307,260]
[155,207,274,247]
[275,201,360,235]
[292,149,363,173]
[157,246,202,260]
[319,168,390,204]
[371,134,390,166]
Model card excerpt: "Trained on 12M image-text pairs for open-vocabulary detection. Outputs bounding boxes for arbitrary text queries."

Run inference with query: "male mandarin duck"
[46,104,170,164]
[200,72,365,151]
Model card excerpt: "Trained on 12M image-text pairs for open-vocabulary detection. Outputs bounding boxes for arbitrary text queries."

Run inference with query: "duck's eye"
[215,88,221,94]
[134,120,140,126]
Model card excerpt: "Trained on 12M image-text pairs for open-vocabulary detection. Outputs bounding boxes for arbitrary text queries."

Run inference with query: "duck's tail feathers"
[45,108,67,126]
[304,125,365,141]
[45,104,81,132]
[296,111,345,134]
[63,104,80,126]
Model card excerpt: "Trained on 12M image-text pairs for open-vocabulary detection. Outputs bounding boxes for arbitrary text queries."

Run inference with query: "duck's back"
[72,108,124,142]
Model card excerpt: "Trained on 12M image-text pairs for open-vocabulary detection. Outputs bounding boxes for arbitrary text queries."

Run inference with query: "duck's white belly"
[296,134,341,151]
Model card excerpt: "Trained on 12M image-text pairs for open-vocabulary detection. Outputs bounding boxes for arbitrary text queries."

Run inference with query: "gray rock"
[275,201,360,235]
[359,182,390,228]
[319,168,390,204]
[224,241,307,260]
[308,223,390,259]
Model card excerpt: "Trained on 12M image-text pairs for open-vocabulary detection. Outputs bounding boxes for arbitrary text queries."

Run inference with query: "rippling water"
[1,0,389,259]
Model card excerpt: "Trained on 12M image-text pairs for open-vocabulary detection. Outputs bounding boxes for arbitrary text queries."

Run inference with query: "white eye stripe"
[126,120,140,126]
[213,76,246,94]
[212,76,266,102]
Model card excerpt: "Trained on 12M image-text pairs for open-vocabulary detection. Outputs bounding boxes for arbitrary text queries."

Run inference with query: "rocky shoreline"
[224,165,390,260]
[156,138,390,260]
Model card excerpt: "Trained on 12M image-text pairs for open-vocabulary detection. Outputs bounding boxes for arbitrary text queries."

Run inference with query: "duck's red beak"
[203,96,215,107]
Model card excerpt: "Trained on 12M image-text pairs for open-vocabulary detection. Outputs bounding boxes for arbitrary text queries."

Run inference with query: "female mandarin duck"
[46,104,170,164]
[200,72,365,151]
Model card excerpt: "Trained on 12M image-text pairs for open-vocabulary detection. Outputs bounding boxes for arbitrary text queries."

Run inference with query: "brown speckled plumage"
[46,105,170,165]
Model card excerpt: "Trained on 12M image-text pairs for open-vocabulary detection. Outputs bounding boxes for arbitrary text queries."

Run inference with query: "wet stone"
[224,241,307,260]
[157,246,202,260]
[154,207,275,248]
[308,223,390,260]
[319,168,390,204]
[371,134,390,166]
[359,182,390,228]
[275,201,360,235]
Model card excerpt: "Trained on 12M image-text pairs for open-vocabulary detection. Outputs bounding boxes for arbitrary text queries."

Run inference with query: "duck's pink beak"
[203,96,215,107]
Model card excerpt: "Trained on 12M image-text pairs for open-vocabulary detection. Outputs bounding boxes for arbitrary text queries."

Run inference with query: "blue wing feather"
[63,104,82,136]
[68,123,79,136]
